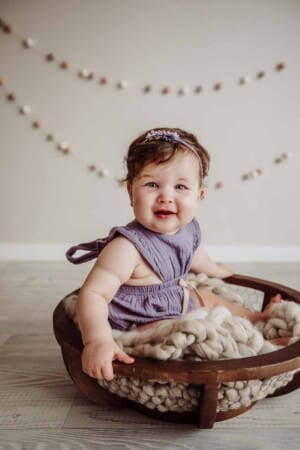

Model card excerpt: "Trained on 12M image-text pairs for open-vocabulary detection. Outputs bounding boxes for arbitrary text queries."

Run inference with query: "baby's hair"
[124,127,210,186]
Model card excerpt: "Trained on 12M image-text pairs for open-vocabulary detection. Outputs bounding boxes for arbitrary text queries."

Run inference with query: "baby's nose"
[158,189,174,203]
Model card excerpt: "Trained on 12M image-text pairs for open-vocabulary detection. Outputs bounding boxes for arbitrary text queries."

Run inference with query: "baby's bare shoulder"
[104,235,138,253]
[81,236,140,294]
[97,235,140,266]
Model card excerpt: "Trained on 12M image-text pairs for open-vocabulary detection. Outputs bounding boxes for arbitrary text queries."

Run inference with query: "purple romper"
[66,218,200,331]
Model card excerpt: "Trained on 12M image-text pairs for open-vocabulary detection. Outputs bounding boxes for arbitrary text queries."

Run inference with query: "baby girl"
[66,127,281,381]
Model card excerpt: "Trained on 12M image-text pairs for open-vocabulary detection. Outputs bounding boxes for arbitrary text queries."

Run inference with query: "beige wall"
[0,0,299,254]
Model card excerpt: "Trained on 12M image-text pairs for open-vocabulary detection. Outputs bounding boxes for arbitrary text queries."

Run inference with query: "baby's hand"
[81,339,134,381]
[216,263,234,279]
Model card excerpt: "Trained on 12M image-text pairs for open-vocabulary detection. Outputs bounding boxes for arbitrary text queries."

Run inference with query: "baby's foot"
[268,337,289,347]
[262,294,282,318]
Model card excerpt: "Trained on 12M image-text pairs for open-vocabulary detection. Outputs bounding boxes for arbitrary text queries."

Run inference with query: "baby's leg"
[191,288,282,324]
[132,292,288,348]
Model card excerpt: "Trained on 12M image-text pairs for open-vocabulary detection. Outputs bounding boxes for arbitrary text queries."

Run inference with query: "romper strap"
[179,279,205,313]
[66,239,104,264]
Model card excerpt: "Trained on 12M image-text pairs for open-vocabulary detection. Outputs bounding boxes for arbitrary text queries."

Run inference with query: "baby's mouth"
[154,209,176,218]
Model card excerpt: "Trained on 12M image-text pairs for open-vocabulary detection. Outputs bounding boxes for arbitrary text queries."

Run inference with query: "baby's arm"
[76,236,138,381]
[190,247,233,279]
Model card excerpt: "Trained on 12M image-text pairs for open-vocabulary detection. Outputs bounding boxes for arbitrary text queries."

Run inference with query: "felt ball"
[46,133,54,141]
[281,152,293,159]
[239,76,250,85]
[276,62,286,71]
[178,86,190,96]
[215,181,224,189]
[45,52,55,62]
[214,82,223,91]
[194,85,203,93]
[22,38,35,48]
[251,170,259,178]
[256,168,263,175]
[161,86,170,94]
[143,85,152,93]
[242,173,250,181]
[32,120,41,129]
[19,105,31,115]
[98,168,110,177]
[78,69,91,79]
[57,142,69,151]
[62,147,72,154]
[256,71,265,79]
[117,80,128,89]
[60,61,69,69]
[99,77,108,84]
[88,164,97,172]
[3,24,12,33]
[0,76,3,86]
[6,93,15,101]
[274,157,282,164]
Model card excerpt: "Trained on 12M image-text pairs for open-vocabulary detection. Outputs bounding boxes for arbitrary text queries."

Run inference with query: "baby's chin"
[139,221,181,235]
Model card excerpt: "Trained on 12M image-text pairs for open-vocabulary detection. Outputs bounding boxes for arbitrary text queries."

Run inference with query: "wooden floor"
[0,261,299,449]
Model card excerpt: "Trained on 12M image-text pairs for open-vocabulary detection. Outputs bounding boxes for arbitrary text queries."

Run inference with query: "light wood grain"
[0,428,300,450]
[0,262,299,449]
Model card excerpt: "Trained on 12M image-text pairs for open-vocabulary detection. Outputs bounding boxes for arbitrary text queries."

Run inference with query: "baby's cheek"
[134,197,147,209]
[184,196,198,207]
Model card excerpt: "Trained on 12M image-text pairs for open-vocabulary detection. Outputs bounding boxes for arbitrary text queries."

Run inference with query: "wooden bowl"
[53,274,300,428]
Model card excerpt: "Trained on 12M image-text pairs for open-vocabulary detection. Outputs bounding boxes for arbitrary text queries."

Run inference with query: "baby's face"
[128,151,204,235]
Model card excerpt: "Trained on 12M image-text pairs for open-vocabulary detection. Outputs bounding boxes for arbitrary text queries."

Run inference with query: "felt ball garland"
[0,16,293,191]
[0,75,294,191]
[0,16,287,95]
[0,78,115,182]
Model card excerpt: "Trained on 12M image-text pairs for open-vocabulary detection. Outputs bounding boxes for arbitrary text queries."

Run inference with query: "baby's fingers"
[115,350,135,364]
[82,360,114,381]
[82,363,100,380]
[101,362,114,381]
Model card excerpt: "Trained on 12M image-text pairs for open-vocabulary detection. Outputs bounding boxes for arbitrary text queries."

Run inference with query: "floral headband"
[144,129,203,179]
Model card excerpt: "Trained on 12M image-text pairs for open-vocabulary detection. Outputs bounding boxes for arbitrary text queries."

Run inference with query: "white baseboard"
[0,243,72,261]
[0,243,300,262]
[205,246,300,262]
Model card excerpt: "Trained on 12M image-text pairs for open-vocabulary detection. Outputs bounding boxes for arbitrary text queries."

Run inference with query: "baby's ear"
[199,187,205,200]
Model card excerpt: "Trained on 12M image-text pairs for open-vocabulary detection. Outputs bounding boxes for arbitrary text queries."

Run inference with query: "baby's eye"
[175,184,188,191]
[145,181,159,188]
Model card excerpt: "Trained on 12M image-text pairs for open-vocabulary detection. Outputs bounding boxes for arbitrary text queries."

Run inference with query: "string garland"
[0,76,119,184]
[0,75,294,191]
[0,16,294,191]
[0,17,287,96]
